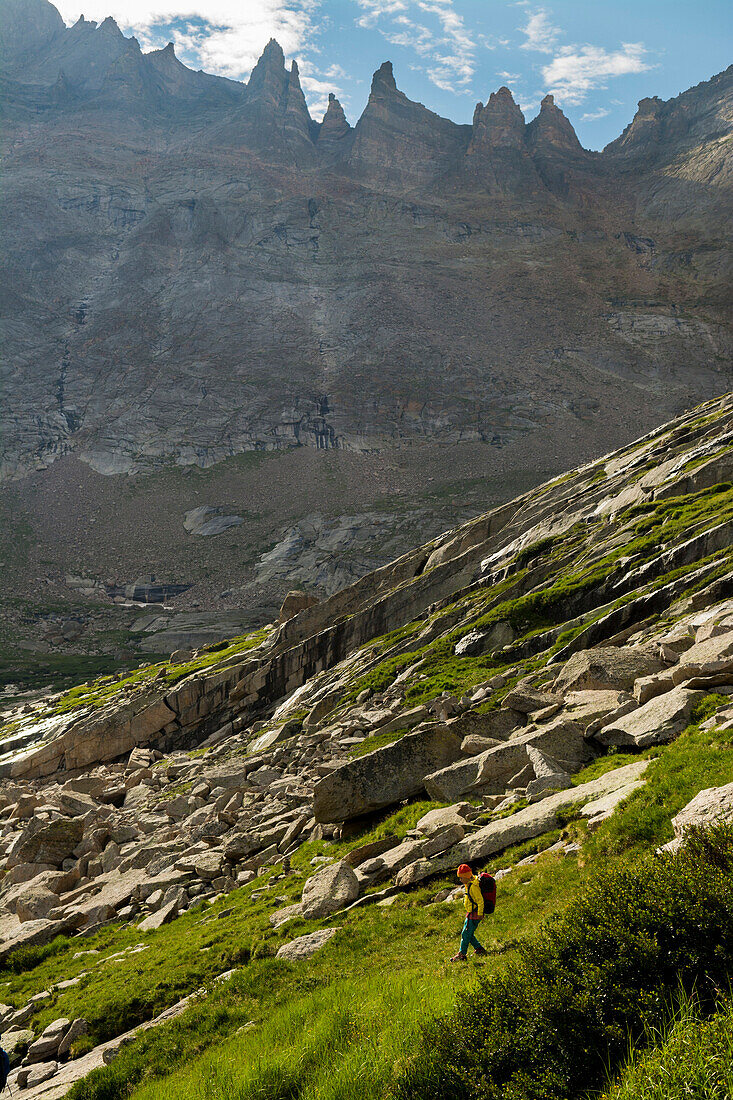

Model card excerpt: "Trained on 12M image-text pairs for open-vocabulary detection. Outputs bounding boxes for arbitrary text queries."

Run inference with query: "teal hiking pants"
[460,917,483,955]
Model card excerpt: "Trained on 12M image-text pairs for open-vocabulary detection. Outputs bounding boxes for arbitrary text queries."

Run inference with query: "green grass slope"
[0,704,728,1100]
[2,395,733,1099]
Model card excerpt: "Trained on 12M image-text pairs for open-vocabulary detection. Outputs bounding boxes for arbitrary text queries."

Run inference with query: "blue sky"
[54,0,732,148]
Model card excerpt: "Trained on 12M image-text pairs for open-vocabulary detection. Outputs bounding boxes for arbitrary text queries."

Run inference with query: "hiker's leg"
[467,919,483,952]
[459,918,473,956]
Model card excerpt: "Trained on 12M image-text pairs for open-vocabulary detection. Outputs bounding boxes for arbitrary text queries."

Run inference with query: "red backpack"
[478,872,496,914]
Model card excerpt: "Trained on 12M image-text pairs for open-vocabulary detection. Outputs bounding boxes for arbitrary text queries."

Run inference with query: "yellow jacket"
[463,876,484,918]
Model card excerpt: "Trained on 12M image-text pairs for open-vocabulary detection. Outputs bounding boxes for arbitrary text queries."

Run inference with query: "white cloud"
[542,42,651,105]
[520,9,561,52]
[323,63,348,80]
[476,32,511,49]
[54,0,321,81]
[355,0,475,93]
[581,106,611,121]
[356,0,408,28]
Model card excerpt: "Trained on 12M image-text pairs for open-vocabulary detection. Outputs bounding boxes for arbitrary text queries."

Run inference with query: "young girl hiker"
[451,862,487,961]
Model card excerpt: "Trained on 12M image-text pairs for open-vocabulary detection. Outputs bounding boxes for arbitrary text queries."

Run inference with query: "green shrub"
[602,992,733,1100]
[4,937,72,974]
[395,825,733,1100]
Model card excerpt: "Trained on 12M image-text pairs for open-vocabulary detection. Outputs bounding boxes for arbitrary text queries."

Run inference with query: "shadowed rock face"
[466,87,542,195]
[526,95,585,157]
[347,61,470,187]
[0,0,63,60]
[317,94,352,162]
[604,65,733,164]
[0,3,731,497]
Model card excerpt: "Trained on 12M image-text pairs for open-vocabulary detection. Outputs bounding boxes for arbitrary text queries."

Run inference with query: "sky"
[53,0,732,149]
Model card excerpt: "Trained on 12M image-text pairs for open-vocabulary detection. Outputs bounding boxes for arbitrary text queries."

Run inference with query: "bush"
[3,937,72,974]
[394,825,733,1100]
[603,992,733,1099]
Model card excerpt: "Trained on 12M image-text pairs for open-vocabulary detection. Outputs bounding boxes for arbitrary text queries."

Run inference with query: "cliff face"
[0,4,731,484]
[0,1,731,649]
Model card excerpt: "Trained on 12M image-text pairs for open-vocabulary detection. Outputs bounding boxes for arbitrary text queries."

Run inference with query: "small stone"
[276,928,339,960]
[138,899,179,932]
[26,1061,58,1087]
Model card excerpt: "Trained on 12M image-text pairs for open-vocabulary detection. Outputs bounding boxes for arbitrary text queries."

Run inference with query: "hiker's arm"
[473,883,484,918]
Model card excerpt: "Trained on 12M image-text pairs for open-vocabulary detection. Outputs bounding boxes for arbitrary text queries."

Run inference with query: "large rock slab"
[525,746,572,801]
[634,670,677,704]
[56,1018,88,1059]
[446,709,525,741]
[415,803,472,835]
[279,591,320,622]
[562,689,631,728]
[138,900,179,932]
[26,1019,70,1064]
[394,859,435,887]
[14,884,59,923]
[183,506,243,536]
[671,629,733,686]
[0,913,85,963]
[300,860,360,919]
[396,760,651,885]
[276,928,339,960]
[594,686,706,748]
[312,723,463,822]
[23,1062,58,1089]
[579,781,647,828]
[554,646,664,693]
[342,835,401,867]
[63,696,176,771]
[672,780,733,837]
[424,741,527,802]
[0,713,81,780]
[424,718,592,802]
[7,819,84,869]
[502,687,562,714]
[52,790,98,817]
[5,1029,34,1066]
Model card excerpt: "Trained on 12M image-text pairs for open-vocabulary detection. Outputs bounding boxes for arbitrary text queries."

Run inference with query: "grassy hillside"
[0,704,726,1100]
[1,394,732,1100]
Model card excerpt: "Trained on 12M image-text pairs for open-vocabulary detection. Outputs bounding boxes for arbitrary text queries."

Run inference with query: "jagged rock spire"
[216,39,317,163]
[349,58,467,187]
[319,93,350,141]
[284,59,314,143]
[316,92,351,163]
[370,60,397,96]
[465,86,542,195]
[98,16,123,37]
[471,86,526,148]
[246,37,288,102]
[605,95,663,156]
[526,93,584,156]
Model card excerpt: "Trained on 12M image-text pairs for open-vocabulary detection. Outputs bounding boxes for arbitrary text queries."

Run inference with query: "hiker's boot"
[450,953,468,962]
[474,945,487,957]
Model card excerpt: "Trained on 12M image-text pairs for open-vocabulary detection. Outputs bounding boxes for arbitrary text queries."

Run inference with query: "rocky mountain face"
[0,394,732,1093]
[0,0,731,672]
[1,0,731,484]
